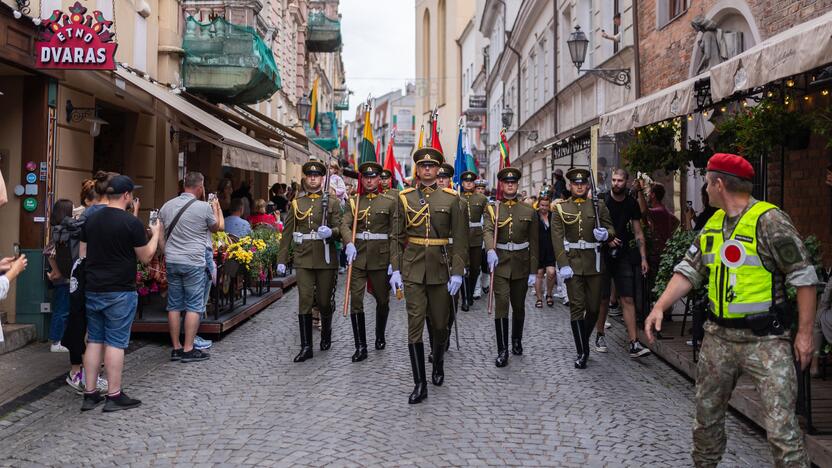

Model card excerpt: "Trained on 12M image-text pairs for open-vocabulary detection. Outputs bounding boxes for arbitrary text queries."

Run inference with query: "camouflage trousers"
[693,321,809,468]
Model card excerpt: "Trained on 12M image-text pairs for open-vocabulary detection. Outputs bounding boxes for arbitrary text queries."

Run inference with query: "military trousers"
[565,274,603,325]
[349,268,390,315]
[692,321,808,468]
[404,280,450,346]
[296,268,337,318]
[466,246,483,302]
[493,276,527,320]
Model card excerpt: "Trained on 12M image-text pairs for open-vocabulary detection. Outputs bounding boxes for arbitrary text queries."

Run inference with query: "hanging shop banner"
[35,2,117,70]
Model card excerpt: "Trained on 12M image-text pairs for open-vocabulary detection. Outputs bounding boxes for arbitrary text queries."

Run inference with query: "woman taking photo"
[534,196,557,308]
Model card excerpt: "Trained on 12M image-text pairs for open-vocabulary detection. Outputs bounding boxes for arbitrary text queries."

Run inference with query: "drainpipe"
[552,0,558,185]
[496,0,521,156]
[631,1,642,98]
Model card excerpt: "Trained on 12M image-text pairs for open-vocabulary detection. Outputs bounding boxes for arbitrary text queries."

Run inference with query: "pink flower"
[149,283,159,293]
[138,287,150,297]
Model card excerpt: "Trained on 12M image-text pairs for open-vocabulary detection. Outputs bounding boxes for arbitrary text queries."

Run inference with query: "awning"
[114,66,280,173]
[711,11,832,100]
[600,73,708,136]
[284,140,310,165]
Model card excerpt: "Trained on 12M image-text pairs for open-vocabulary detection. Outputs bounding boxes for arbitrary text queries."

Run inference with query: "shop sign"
[35,2,117,70]
[23,198,38,212]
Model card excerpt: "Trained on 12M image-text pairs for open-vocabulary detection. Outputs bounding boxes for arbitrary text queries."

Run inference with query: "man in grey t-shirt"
[158,172,223,363]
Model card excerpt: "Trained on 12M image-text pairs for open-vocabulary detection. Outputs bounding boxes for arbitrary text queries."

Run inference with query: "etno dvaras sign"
[35,2,117,70]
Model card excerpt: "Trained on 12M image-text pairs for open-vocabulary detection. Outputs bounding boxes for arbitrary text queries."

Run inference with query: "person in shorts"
[80,175,161,412]
[158,172,223,363]
[594,169,651,358]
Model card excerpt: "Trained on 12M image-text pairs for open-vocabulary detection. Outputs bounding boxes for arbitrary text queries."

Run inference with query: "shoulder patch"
[774,237,803,266]
[442,188,457,195]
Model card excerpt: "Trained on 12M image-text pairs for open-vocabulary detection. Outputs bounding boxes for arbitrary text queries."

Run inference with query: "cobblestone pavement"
[0,280,772,467]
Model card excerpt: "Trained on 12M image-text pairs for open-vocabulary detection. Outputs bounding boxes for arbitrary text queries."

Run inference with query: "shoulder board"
[442,188,457,195]
[400,187,416,195]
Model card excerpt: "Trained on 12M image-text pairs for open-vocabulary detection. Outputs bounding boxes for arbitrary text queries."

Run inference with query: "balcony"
[305,112,339,151]
[333,88,350,111]
[306,10,342,53]
[182,17,281,104]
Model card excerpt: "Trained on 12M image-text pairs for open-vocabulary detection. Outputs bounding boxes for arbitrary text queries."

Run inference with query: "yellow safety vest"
[700,201,776,320]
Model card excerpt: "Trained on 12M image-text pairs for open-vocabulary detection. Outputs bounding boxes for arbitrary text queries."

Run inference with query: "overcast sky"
[339,0,415,120]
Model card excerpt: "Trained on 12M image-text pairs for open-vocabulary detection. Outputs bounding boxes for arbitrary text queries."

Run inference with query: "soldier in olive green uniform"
[437,163,454,190]
[552,168,614,369]
[276,161,343,363]
[484,167,539,367]
[434,162,461,348]
[342,162,404,362]
[398,147,468,404]
[380,169,399,195]
[460,171,489,311]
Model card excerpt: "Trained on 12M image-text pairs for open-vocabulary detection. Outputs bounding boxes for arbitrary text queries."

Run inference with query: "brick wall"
[638,0,832,96]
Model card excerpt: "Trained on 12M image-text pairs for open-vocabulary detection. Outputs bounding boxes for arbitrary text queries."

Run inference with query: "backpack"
[52,215,85,278]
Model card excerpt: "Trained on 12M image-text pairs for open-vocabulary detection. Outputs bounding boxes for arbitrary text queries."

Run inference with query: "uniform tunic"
[461,190,489,295]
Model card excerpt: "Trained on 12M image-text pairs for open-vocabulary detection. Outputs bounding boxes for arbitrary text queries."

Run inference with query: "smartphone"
[149,210,159,226]
[208,192,217,203]
[13,243,20,259]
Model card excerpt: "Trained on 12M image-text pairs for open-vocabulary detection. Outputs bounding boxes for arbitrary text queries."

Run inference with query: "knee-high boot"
[408,343,428,404]
[511,316,524,355]
[320,313,333,351]
[494,318,509,367]
[350,313,367,362]
[293,315,313,362]
[375,307,388,350]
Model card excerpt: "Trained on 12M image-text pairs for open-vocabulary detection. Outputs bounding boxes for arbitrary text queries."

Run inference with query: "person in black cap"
[437,163,455,190]
[341,161,404,361]
[552,168,615,369]
[484,167,538,367]
[398,147,468,404]
[276,160,343,362]
[379,169,398,194]
[459,170,488,310]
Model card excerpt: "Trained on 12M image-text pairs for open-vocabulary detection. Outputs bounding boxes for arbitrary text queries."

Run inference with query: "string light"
[823,90,829,96]
[687,115,693,121]
[786,79,795,87]
[804,95,810,101]
[767,91,774,98]
[720,106,727,112]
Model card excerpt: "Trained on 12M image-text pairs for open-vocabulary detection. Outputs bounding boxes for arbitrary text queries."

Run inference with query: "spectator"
[636,180,680,273]
[224,198,252,238]
[690,183,718,231]
[601,12,622,44]
[0,167,6,207]
[249,199,280,230]
[534,197,558,308]
[553,169,568,200]
[270,183,289,213]
[232,177,254,211]
[80,175,161,412]
[594,169,651,357]
[217,178,234,217]
[0,254,27,301]
[158,172,223,364]
[328,160,348,203]
[84,171,117,220]
[45,199,75,353]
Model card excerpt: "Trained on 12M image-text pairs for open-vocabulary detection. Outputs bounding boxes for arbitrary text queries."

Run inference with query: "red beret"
[706,153,754,181]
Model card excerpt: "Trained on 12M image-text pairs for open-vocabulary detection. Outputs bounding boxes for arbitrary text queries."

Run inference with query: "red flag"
[376,139,382,164]
[383,132,406,190]
[430,116,443,154]
[496,128,511,200]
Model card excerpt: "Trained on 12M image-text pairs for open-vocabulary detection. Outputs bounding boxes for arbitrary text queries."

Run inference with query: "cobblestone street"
[0,282,771,467]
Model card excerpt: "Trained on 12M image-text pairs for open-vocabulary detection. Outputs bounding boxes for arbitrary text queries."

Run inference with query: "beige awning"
[600,73,708,136]
[114,66,280,173]
[284,140,310,165]
[711,11,832,100]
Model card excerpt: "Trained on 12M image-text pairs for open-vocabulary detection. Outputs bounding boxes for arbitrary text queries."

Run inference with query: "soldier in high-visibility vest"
[646,153,818,467]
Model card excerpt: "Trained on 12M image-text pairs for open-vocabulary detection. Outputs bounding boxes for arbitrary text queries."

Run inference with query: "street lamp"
[501,106,514,128]
[297,96,312,123]
[567,26,631,88]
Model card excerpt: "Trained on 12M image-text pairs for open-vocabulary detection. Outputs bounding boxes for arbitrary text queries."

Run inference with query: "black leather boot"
[408,343,428,404]
[375,308,388,350]
[293,315,313,363]
[350,313,368,362]
[494,318,509,367]
[320,313,333,351]
[511,316,524,355]
[431,336,445,386]
[570,319,588,369]
[579,319,590,367]
[426,317,434,363]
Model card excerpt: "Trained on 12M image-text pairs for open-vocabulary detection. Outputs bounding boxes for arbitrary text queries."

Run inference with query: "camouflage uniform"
[674,198,818,467]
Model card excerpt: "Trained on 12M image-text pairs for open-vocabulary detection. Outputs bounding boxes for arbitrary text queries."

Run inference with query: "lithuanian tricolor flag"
[358,106,375,167]
[308,77,320,135]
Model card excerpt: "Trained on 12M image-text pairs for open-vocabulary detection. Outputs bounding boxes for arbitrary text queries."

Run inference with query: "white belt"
[469,222,483,228]
[565,240,600,250]
[355,231,389,241]
[293,232,321,244]
[496,241,529,251]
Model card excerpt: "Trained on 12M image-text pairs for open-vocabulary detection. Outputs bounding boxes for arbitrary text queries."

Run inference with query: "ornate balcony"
[306,10,342,53]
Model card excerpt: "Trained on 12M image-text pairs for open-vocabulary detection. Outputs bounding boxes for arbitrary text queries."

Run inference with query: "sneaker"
[180,349,210,363]
[605,321,612,329]
[96,375,109,393]
[170,348,183,361]
[80,391,105,411]
[50,342,69,353]
[194,336,213,350]
[66,371,84,394]
[608,303,623,316]
[102,391,142,412]
[595,334,608,353]
[629,340,652,358]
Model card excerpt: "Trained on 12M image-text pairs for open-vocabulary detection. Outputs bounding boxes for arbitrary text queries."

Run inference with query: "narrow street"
[0,282,770,467]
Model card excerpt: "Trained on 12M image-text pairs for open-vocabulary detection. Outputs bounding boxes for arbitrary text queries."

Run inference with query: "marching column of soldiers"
[275,150,628,402]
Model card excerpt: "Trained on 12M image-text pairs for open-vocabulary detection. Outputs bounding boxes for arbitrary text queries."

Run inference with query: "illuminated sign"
[35,2,117,70]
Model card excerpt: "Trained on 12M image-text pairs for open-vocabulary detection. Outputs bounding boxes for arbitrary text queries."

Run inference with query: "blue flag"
[453,127,465,190]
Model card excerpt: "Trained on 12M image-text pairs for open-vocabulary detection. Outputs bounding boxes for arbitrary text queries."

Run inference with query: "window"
[422,9,430,109]
[658,0,688,28]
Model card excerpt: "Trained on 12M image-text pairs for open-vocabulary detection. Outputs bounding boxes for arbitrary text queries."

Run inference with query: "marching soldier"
[646,153,817,467]
[342,162,404,362]
[380,169,398,195]
[398,147,468,404]
[474,179,489,298]
[475,179,488,196]
[552,168,614,369]
[484,167,538,367]
[437,163,454,190]
[277,161,342,362]
[460,171,489,311]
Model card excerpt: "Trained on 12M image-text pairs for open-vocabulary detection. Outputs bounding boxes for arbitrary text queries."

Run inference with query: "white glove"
[528,274,536,286]
[448,275,463,295]
[316,225,333,239]
[486,249,499,272]
[387,264,393,275]
[277,264,286,275]
[345,243,357,264]
[593,227,609,242]
[389,270,403,291]
[558,266,574,280]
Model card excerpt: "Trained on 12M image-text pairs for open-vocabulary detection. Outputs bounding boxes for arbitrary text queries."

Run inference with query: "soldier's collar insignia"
[573,197,586,203]
[366,193,378,199]
[308,193,322,199]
